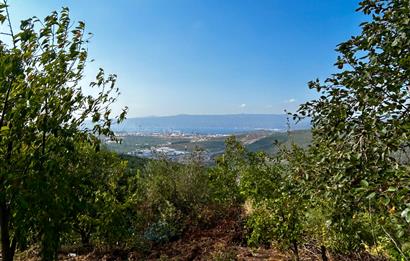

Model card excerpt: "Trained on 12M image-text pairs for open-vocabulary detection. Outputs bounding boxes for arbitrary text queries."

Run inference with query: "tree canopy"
[0,2,126,260]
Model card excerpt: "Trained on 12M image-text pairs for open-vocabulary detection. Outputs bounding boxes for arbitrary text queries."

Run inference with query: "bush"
[142,153,212,242]
[209,137,247,205]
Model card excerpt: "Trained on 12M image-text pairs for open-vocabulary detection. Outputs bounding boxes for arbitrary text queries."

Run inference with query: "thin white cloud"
[266,105,273,108]
[240,103,247,108]
[285,98,296,103]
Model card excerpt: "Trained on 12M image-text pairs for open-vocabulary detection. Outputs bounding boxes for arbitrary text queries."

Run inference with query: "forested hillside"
[0,0,409,260]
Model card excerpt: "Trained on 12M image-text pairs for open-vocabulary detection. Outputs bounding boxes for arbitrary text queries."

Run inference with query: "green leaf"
[386,187,397,192]
[381,196,390,206]
[360,180,369,187]
[0,126,9,134]
[401,208,410,223]
[366,192,376,200]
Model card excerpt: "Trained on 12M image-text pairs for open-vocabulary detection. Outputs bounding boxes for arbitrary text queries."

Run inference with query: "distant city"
[102,114,311,163]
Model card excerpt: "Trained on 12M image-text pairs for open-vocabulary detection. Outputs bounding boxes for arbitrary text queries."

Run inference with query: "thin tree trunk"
[80,230,92,249]
[321,245,328,261]
[0,11,17,257]
[0,201,15,261]
[292,240,299,261]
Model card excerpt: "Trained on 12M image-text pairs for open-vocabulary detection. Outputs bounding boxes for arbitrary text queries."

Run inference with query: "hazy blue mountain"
[110,114,310,134]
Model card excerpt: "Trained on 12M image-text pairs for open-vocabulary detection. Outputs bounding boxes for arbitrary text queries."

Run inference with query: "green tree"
[74,147,146,250]
[0,2,126,260]
[240,146,310,261]
[296,0,410,257]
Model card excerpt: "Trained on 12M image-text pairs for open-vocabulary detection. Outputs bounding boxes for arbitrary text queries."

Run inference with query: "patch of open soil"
[17,207,387,261]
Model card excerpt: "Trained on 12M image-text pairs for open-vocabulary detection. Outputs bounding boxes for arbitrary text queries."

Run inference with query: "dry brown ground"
[16,208,387,261]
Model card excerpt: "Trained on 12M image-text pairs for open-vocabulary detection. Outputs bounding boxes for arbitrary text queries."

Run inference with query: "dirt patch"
[16,207,387,261]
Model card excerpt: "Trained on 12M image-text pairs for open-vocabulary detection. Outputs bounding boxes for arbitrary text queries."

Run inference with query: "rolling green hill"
[246,129,311,154]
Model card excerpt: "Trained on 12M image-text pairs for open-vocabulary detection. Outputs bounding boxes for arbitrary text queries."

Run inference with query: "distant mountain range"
[110,114,310,134]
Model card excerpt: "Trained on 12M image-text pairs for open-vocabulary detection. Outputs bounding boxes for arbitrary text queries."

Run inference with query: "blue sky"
[8,0,364,117]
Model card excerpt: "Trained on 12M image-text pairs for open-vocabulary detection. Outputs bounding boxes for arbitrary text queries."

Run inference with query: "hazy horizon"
[123,112,293,118]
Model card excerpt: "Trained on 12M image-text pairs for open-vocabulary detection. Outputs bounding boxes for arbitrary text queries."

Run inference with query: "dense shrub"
[209,136,246,206]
